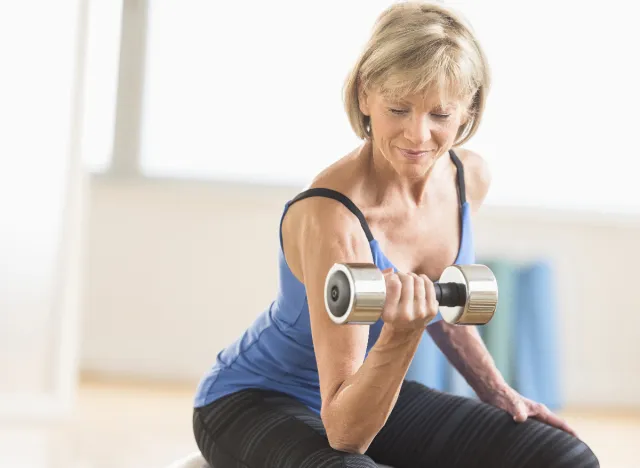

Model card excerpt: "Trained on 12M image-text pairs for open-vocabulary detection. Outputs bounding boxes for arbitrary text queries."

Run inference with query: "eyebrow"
[387,99,455,110]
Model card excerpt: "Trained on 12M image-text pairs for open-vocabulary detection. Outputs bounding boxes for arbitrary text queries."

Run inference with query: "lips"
[398,148,431,160]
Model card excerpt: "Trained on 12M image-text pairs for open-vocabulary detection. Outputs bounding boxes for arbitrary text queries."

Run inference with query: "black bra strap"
[449,150,467,206]
[286,188,374,242]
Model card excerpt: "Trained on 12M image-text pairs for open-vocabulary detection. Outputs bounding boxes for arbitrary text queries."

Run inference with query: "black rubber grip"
[434,282,467,307]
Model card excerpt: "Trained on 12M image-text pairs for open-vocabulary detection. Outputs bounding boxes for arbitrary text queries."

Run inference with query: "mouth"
[398,148,432,161]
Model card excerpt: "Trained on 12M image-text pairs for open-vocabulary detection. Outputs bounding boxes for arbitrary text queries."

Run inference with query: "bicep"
[283,199,374,406]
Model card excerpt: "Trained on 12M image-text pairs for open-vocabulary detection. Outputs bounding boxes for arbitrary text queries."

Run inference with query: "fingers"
[381,269,439,329]
[511,398,529,422]
[420,274,439,321]
[397,273,415,314]
[515,399,579,438]
[410,272,427,320]
[531,403,579,437]
[384,271,402,310]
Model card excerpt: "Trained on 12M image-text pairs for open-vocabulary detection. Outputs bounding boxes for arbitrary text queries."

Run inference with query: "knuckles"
[382,270,440,326]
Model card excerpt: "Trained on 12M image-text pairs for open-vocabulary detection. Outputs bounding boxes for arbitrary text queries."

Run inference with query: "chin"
[396,162,430,178]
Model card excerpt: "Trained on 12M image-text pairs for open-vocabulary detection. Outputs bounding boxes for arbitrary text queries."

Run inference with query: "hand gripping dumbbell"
[324,263,498,325]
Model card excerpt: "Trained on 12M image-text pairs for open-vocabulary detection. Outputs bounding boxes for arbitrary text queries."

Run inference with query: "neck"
[364,140,445,207]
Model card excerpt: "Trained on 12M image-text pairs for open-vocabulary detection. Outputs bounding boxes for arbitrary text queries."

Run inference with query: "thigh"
[367,380,599,468]
[193,389,378,468]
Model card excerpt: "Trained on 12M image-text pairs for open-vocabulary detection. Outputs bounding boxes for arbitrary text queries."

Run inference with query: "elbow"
[326,431,370,454]
[321,407,375,454]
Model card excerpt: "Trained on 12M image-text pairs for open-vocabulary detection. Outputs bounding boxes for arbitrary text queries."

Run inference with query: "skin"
[281,85,577,454]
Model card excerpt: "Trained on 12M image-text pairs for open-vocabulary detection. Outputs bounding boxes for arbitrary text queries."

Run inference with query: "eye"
[433,113,451,120]
[389,108,408,115]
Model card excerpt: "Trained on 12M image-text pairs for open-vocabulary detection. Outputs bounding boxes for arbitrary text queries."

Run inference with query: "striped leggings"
[192,380,598,468]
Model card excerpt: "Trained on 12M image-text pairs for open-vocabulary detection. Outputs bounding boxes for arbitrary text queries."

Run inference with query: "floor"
[0,377,638,468]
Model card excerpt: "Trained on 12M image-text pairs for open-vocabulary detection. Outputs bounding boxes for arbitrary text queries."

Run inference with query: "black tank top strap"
[280,155,464,252]
[285,188,374,242]
[448,149,467,207]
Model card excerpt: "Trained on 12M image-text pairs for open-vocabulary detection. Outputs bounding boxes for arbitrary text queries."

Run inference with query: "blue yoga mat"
[515,261,562,410]
[480,258,518,387]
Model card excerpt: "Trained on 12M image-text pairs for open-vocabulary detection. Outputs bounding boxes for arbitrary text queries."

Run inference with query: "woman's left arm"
[428,321,577,436]
[428,148,578,437]
[428,148,502,395]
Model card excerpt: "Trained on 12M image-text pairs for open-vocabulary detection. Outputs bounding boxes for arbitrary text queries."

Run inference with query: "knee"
[300,449,378,468]
[341,453,379,468]
[541,436,599,468]
[571,439,599,468]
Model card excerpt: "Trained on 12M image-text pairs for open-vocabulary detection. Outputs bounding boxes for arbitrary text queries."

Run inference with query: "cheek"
[439,119,462,140]
[431,126,454,144]
[374,116,402,143]
[377,114,400,132]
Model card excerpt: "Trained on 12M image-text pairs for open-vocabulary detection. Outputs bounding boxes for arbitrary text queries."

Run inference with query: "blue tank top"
[193,150,475,413]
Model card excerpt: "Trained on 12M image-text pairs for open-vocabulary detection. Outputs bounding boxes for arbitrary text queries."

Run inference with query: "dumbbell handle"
[434,282,467,307]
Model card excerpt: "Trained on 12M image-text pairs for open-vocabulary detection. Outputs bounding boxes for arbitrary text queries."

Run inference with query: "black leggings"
[192,380,598,468]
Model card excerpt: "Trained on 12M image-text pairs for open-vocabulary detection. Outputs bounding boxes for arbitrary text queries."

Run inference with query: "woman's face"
[359,86,467,177]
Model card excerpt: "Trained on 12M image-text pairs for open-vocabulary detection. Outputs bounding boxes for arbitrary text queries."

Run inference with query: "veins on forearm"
[428,322,504,394]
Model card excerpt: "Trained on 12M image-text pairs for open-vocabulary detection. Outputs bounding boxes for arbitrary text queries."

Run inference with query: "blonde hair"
[343,1,491,146]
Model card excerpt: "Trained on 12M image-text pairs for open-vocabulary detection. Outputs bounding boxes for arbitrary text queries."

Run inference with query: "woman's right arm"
[282,197,438,454]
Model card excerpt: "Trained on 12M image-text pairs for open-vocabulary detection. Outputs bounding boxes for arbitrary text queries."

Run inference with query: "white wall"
[80,176,640,408]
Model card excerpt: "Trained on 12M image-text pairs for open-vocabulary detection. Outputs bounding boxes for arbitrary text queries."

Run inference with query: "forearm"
[427,321,506,398]
[325,325,423,453]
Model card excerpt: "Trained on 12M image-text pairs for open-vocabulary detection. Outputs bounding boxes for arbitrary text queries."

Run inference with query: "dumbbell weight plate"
[439,264,498,324]
[324,263,386,324]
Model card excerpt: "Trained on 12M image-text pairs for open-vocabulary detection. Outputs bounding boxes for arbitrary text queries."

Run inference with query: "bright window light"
[139,0,640,214]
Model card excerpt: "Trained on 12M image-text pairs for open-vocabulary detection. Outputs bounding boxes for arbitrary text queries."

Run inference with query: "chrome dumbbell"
[324,263,498,325]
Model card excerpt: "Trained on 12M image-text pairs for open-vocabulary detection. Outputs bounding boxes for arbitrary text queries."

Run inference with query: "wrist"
[378,324,424,346]
[473,373,509,400]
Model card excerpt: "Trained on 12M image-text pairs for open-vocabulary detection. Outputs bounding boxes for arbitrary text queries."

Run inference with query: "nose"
[404,114,432,145]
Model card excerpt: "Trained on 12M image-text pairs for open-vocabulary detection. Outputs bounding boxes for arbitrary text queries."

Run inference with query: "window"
[138,1,399,185]
[80,0,124,172]
[109,0,640,213]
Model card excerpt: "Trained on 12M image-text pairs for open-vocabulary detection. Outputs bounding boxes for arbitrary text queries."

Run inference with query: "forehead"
[374,75,464,108]
[380,90,460,109]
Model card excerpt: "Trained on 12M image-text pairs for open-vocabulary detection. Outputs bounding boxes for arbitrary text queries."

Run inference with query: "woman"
[192,2,599,467]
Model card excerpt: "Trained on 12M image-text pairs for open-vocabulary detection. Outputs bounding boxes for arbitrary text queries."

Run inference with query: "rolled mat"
[405,329,476,398]
[480,258,518,387]
[447,363,477,398]
[515,261,562,410]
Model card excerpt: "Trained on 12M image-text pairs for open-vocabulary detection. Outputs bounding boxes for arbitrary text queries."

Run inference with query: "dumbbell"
[324,263,498,325]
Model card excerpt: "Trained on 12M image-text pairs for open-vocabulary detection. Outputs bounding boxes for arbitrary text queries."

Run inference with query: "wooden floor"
[0,377,638,467]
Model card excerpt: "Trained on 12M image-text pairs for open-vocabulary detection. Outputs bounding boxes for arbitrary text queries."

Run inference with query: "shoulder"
[281,183,372,283]
[295,155,364,224]
[281,153,373,280]
[291,149,367,227]
[453,147,491,214]
[284,188,363,240]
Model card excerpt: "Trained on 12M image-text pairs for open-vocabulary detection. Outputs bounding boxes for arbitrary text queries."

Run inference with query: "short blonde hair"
[343,1,491,146]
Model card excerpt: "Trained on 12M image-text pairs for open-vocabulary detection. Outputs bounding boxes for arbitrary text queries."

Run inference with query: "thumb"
[512,398,528,422]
